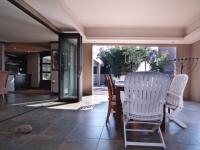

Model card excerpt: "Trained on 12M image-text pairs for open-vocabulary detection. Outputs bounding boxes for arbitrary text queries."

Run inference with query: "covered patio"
[1,0,200,150]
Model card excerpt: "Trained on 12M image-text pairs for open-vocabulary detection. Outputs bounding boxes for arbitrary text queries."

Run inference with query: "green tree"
[98,47,147,77]
[148,51,168,72]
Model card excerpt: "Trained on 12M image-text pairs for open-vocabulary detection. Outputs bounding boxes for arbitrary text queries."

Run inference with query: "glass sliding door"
[59,33,82,102]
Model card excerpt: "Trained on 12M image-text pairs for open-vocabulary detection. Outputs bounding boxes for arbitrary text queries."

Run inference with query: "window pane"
[42,64,51,72]
[42,56,51,63]
[42,73,51,80]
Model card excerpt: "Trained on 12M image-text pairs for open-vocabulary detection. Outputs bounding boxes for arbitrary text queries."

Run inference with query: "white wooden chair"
[166,74,188,128]
[121,72,170,149]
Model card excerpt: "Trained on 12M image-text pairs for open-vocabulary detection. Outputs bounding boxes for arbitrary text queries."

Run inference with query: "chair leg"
[123,115,127,147]
[106,102,112,124]
[123,121,166,149]
[158,127,166,149]
[167,113,187,128]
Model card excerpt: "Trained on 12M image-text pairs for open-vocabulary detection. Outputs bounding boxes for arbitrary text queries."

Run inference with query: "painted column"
[0,42,5,71]
[83,43,93,95]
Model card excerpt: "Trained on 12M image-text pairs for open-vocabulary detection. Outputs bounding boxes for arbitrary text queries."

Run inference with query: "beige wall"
[190,40,200,101]
[176,44,192,99]
[83,43,93,95]
[0,42,5,71]
[27,53,40,87]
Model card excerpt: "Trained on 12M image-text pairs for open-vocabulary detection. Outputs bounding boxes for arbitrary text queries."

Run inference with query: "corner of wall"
[83,43,93,96]
[176,44,192,100]
[189,40,200,101]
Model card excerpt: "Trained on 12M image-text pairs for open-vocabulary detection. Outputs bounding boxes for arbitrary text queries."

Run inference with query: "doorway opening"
[92,45,176,95]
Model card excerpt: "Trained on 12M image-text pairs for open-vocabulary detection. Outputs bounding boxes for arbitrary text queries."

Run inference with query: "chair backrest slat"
[124,72,170,121]
[105,74,114,101]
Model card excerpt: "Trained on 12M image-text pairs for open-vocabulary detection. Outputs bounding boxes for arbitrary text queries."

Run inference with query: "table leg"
[161,104,166,132]
[114,86,124,128]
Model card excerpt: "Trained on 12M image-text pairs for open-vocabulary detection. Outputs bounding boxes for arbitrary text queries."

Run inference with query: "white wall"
[27,53,40,87]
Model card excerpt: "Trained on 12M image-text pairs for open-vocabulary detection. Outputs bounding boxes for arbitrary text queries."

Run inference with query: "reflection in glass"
[42,64,51,72]
[42,56,51,63]
[61,39,78,99]
[42,73,51,80]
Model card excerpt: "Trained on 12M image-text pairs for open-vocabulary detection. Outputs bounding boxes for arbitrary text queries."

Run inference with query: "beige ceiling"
[24,0,200,44]
[1,0,200,44]
[0,0,58,42]
[60,0,200,29]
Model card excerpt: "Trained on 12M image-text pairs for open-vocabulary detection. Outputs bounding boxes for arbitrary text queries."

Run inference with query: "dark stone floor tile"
[76,111,107,119]
[184,145,200,150]
[165,128,200,145]
[101,126,123,140]
[67,125,103,140]
[58,139,98,150]
[126,131,161,143]
[78,118,106,127]
[97,139,125,150]
[20,134,64,150]
[0,132,36,150]
[166,144,200,150]
[41,123,76,138]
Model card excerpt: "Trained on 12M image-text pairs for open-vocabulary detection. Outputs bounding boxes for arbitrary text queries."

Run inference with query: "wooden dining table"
[114,82,166,132]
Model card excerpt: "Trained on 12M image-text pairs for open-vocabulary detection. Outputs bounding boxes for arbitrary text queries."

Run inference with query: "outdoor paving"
[0,92,200,149]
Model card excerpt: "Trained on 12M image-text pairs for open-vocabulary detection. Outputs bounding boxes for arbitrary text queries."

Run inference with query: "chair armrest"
[166,91,182,107]
[167,91,181,99]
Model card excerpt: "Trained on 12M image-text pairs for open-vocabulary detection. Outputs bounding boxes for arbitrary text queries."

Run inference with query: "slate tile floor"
[0,93,57,122]
[0,95,200,149]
